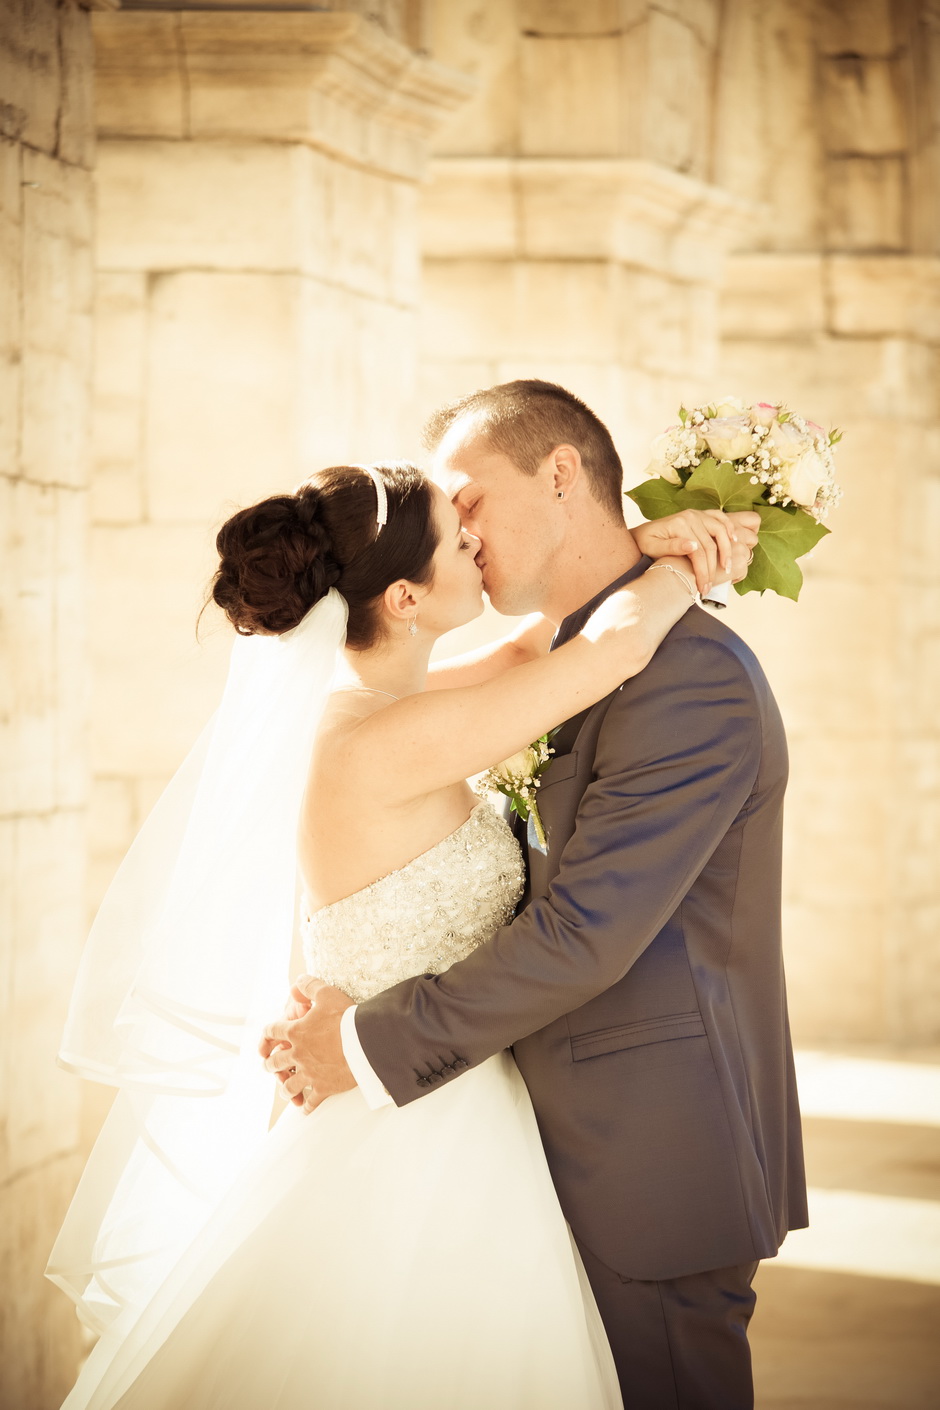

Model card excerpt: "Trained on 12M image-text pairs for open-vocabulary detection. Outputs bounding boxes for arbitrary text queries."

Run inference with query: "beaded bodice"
[301,803,525,1003]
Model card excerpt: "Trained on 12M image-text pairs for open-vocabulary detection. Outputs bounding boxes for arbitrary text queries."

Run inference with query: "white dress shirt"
[340,1005,394,1109]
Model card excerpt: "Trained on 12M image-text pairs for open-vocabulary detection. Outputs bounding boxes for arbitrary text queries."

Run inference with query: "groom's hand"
[259,976,356,1113]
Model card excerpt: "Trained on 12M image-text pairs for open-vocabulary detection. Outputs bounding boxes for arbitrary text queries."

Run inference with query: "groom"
[262,380,808,1408]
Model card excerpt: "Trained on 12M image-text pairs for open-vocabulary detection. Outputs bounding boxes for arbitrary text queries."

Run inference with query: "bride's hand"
[632,509,760,595]
[260,976,356,1111]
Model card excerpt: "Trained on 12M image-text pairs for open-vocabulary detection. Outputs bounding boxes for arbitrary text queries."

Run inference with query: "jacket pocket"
[570,1010,706,1061]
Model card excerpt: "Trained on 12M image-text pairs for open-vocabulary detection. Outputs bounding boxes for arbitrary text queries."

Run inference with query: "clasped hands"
[259,976,357,1114]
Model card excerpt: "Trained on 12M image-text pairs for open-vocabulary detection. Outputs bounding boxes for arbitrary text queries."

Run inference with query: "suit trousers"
[576,1238,760,1410]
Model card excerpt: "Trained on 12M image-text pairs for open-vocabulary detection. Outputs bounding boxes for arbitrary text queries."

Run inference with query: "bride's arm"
[423,508,758,691]
[336,557,705,803]
[426,615,555,690]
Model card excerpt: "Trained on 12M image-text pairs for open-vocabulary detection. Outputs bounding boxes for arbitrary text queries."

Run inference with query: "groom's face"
[431,421,563,618]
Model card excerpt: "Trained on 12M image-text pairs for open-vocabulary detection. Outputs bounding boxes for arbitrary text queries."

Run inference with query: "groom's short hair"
[423,380,624,518]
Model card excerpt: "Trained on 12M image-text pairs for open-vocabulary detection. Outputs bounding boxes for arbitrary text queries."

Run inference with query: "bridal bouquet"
[478,735,554,847]
[627,397,842,601]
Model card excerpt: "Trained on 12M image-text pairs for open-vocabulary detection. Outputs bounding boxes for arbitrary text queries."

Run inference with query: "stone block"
[749,0,823,252]
[825,255,940,338]
[718,331,940,428]
[0,1154,88,1410]
[820,56,905,156]
[898,902,940,1043]
[423,156,516,263]
[1,478,58,817]
[816,0,897,58]
[96,140,304,277]
[621,10,710,179]
[426,0,520,158]
[20,347,91,491]
[92,273,147,524]
[297,287,417,466]
[783,899,887,1044]
[3,810,85,1181]
[90,522,232,778]
[519,35,621,157]
[621,0,720,49]
[784,737,890,907]
[57,0,95,171]
[518,0,623,34]
[420,258,621,362]
[0,141,21,476]
[93,12,187,140]
[0,0,60,155]
[720,254,825,338]
[89,777,135,860]
[825,155,906,251]
[143,271,300,525]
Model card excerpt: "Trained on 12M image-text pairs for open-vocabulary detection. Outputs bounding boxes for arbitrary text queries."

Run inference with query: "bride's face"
[416,485,485,634]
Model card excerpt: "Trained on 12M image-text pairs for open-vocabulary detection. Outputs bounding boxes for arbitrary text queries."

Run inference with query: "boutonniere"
[477,733,556,848]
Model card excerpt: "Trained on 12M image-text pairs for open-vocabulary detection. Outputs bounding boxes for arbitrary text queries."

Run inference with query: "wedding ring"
[746,549,754,565]
[288,1066,297,1076]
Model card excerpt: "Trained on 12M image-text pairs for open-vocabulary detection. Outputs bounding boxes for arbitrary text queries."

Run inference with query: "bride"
[48,460,750,1409]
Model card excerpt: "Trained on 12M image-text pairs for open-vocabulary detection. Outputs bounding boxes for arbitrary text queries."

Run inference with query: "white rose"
[768,418,812,463]
[644,458,683,485]
[701,415,754,463]
[712,395,744,417]
[497,747,539,784]
[750,402,779,428]
[784,449,827,508]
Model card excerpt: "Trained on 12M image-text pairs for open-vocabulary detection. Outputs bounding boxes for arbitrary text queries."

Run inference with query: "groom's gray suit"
[356,559,808,1407]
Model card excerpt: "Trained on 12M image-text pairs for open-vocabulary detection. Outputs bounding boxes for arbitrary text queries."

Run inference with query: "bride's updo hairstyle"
[211,462,438,648]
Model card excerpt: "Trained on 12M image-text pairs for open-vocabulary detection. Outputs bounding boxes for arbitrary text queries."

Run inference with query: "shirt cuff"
[340,1005,395,1110]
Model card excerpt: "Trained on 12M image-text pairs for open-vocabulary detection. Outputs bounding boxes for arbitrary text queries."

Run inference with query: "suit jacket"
[357,561,808,1281]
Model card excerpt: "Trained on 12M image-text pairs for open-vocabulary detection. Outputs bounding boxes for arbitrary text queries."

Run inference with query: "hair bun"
[212,487,340,636]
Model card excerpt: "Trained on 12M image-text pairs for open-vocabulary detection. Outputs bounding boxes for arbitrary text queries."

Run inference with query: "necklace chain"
[334,686,399,702]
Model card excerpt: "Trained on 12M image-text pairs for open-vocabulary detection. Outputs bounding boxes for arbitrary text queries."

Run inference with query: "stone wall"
[0,3,97,1406]
[715,0,940,1044]
[87,10,471,909]
[418,0,940,1043]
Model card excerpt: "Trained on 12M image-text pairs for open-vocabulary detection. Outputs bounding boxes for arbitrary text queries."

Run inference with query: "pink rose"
[750,402,779,428]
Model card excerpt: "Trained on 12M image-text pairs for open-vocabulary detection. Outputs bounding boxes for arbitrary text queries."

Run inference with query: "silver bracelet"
[647,562,698,600]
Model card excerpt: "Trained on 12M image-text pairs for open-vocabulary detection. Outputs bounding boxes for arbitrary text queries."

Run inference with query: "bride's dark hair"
[210,462,438,648]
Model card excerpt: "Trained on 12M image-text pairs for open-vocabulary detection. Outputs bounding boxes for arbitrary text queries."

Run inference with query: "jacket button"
[416,1076,429,1087]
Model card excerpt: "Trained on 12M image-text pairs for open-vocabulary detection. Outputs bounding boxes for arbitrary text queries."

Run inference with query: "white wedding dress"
[61,802,622,1410]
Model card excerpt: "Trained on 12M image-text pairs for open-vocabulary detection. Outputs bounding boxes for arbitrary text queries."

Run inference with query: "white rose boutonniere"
[477,734,555,848]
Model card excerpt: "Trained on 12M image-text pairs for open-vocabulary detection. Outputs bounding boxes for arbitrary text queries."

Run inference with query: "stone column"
[418,0,749,473]
[88,9,471,905]
[0,2,100,1406]
[715,0,940,1044]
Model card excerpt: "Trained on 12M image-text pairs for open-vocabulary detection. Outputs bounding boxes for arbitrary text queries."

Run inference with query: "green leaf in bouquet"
[625,476,684,521]
[676,458,766,513]
[735,505,831,602]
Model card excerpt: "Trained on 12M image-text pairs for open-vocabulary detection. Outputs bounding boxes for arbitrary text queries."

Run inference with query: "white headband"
[362,466,388,536]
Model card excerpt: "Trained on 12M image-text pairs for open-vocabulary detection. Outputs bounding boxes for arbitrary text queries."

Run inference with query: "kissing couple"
[51,380,807,1410]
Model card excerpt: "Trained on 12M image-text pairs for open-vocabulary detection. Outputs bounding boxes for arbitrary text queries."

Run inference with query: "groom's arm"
[354,630,765,1106]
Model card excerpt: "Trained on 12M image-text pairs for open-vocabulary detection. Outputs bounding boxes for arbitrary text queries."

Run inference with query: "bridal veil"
[46,590,348,1335]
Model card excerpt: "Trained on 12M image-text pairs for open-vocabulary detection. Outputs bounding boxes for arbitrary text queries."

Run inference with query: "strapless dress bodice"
[301,802,526,1003]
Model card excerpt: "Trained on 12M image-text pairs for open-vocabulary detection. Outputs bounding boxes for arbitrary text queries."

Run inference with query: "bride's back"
[299,691,479,911]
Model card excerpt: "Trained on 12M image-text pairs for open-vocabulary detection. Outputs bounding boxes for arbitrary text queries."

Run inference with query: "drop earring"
[409,614,418,638]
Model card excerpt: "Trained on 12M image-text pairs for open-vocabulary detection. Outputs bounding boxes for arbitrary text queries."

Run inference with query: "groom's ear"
[549,444,583,499]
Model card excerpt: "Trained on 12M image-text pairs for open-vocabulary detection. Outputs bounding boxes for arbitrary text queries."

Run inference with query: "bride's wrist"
[646,558,698,601]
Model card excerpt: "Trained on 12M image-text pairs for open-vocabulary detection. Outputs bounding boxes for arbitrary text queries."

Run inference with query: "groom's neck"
[543,520,642,626]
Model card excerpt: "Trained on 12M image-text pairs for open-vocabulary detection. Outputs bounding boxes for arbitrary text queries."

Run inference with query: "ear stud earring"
[557,491,565,500]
